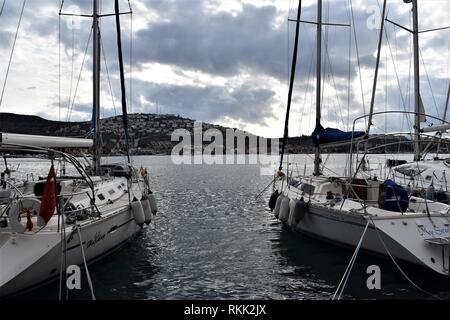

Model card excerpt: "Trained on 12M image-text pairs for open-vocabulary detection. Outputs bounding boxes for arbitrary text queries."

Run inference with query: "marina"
[9,154,450,300]
[0,0,450,304]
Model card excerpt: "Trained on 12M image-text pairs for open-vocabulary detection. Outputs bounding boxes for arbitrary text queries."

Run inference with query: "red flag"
[39,164,57,224]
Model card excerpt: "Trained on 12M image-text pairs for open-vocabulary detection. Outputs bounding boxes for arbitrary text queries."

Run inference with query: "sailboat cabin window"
[108,189,116,195]
[301,183,315,195]
[98,194,106,201]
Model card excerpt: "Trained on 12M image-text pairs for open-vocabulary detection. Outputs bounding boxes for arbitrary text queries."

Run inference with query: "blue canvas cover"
[311,124,365,145]
[380,179,409,212]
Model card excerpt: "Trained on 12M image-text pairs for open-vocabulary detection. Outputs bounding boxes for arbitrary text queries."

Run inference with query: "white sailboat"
[0,0,158,298]
[270,0,450,278]
[368,0,450,202]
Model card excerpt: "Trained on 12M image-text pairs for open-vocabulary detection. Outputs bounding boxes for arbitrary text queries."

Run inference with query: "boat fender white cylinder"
[8,198,43,233]
[141,196,152,225]
[287,199,297,227]
[273,195,284,219]
[279,197,290,222]
[294,198,308,223]
[131,198,145,227]
[148,193,158,215]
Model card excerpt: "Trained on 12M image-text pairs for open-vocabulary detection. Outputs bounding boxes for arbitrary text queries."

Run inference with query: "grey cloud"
[132,80,277,125]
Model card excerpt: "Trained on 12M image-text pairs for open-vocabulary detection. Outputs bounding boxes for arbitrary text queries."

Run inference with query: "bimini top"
[311,124,366,145]
[0,133,93,148]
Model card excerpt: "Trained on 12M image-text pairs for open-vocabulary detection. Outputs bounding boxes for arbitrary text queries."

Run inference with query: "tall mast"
[412,0,421,161]
[279,0,302,172]
[93,0,102,175]
[367,0,387,135]
[313,0,322,176]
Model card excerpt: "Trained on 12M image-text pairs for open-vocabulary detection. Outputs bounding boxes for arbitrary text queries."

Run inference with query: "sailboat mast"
[367,0,387,135]
[313,0,322,176]
[412,0,421,161]
[93,0,102,175]
[279,0,302,172]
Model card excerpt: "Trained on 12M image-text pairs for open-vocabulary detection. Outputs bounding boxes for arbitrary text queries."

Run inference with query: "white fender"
[141,196,152,225]
[148,193,158,214]
[273,195,284,219]
[131,199,145,227]
[288,199,297,227]
[8,198,43,234]
[279,196,290,222]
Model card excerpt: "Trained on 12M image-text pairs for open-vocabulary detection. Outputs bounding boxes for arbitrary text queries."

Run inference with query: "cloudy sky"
[0,0,449,138]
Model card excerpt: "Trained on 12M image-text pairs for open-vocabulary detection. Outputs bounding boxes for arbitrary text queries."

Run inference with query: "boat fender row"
[8,198,45,234]
[131,198,146,227]
[275,195,309,226]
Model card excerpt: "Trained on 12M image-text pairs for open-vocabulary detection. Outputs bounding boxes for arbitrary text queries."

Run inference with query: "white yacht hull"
[293,204,426,266]
[275,179,450,276]
[0,205,141,298]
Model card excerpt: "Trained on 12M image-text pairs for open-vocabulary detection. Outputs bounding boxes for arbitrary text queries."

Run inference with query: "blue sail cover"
[380,179,409,212]
[311,124,365,145]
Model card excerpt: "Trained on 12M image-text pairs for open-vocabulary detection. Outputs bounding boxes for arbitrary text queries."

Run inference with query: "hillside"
[0,113,420,155]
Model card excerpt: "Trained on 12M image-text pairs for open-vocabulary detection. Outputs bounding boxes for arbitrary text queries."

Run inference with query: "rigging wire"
[348,0,367,128]
[58,1,61,122]
[66,27,93,123]
[0,0,27,109]
[419,47,440,117]
[100,37,117,116]
[323,34,345,129]
[67,17,76,123]
[297,43,316,137]
[346,6,351,131]
[0,0,6,17]
[129,0,133,115]
[384,23,414,134]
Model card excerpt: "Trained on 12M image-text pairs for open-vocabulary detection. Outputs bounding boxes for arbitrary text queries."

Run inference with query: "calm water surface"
[12,154,450,300]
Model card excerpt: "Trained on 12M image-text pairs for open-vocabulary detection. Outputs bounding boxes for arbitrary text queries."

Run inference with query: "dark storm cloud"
[133,2,287,79]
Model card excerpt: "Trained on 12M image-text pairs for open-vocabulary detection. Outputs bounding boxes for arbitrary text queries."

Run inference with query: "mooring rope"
[332,219,370,300]
[368,215,442,300]
[76,225,96,300]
